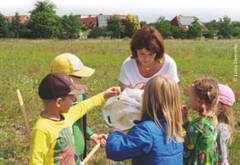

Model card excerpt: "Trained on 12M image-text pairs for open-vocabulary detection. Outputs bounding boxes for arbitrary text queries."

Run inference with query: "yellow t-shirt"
[30,93,104,165]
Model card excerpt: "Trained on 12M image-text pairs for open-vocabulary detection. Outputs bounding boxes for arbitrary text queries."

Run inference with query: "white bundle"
[102,88,143,131]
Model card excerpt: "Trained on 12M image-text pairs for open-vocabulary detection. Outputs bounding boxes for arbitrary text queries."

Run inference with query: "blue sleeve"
[105,123,153,161]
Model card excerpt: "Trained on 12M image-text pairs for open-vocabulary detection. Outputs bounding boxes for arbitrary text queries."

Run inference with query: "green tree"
[107,16,124,38]
[10,12,21,38]
[187,20,203,39]
[171,26,186,39]
[88,27,109,38]
[232,26,240,38]
[28,0,60,38]
[122,14,140,37]
[0,13,9,38]
[204,20,218,39]
[59,14,81,39]
[217,16,233,39]
[154,17,172,39]
[140,21,147,28]
[232,21,240,38]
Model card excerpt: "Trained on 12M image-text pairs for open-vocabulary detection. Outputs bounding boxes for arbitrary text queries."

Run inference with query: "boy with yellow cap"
[50,53,106,163]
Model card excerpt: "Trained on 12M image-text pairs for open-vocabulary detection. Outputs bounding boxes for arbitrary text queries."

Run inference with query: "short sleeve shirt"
[119,54,179,89]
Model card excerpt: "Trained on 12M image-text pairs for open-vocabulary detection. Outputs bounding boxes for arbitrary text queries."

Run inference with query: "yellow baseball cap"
[50,53,95,77]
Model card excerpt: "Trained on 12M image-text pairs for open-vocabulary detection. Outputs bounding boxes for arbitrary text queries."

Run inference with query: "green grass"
[0,39,240,165]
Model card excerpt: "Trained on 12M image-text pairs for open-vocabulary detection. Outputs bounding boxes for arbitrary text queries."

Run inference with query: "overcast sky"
[0,0,239,22]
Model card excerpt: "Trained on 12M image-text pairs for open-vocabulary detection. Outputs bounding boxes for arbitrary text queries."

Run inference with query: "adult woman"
[119,26,179,90]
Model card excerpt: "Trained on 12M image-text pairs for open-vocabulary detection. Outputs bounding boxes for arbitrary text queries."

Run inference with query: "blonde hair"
[191,78,219,113]
[141,76,183,143]
[218,103,234,134]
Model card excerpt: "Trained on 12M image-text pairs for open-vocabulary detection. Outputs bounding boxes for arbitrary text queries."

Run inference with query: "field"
[0,39,240,165]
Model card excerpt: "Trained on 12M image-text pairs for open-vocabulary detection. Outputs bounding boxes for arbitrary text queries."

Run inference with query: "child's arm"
[86,125,95,139]
[68,93,105,123]
[30,129,49,165]
[184,121,200,151]
[68,87,120,123]
[183,122,201,163]
[218,123,231,163]
[106,123,152,161]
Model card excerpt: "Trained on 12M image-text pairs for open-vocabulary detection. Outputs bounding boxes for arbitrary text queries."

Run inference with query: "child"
[30,73,119,164]
[217,84,235,165]
[106,76,183,165]
[50,53,106,163]
[184,78,219,165]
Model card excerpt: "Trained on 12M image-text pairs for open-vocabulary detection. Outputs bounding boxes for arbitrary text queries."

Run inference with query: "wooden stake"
[16,89,30,136]
[82,143,101,165]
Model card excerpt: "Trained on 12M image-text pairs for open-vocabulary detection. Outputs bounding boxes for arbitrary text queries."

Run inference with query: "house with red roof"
[171,15,208,33]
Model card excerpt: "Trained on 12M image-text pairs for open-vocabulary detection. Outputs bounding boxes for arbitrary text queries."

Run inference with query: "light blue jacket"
[106,119,183,165]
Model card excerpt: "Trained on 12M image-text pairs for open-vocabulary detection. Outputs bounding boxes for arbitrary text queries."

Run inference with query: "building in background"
[171,15,208,33]
[78,15,98,28]
[79,14,128,28]
[5,15,29,24]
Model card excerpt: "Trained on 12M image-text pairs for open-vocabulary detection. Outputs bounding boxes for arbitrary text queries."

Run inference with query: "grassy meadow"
[0,39,240,165]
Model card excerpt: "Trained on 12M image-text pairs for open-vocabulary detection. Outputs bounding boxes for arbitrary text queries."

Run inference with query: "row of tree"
[87,15,240,39]
[0,0,141,39]
[88,15,140,39]
[0,0,240,39]
[150,16,240,39]
[0,1,81,39]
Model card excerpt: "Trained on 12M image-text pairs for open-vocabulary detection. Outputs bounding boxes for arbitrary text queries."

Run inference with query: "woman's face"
[136,48,156,67]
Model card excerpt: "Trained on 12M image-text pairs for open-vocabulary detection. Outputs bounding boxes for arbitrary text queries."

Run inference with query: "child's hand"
[221,160,229,165]
[90,134,108,146]
[104,87,121,99]
[181,105,189,123]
